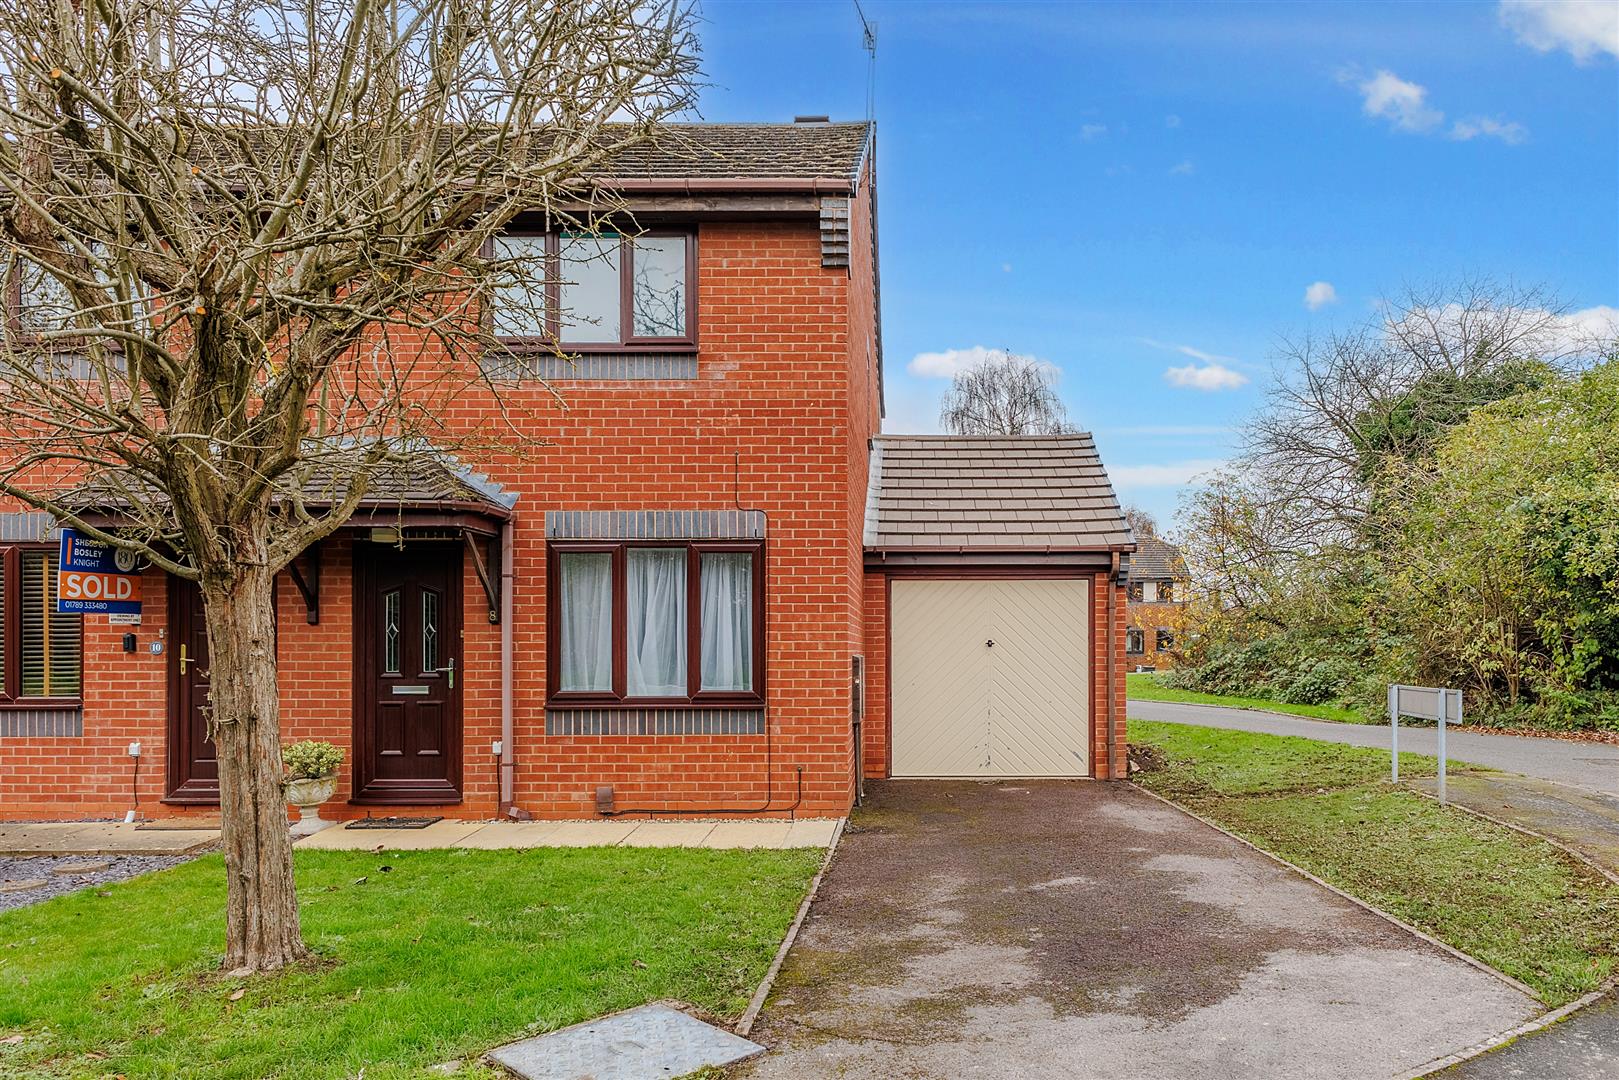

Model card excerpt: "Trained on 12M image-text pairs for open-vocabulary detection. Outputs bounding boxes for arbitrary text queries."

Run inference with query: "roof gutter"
[594,176,855,195]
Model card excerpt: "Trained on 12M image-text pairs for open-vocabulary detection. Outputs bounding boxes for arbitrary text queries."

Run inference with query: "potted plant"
[282,740,344,835]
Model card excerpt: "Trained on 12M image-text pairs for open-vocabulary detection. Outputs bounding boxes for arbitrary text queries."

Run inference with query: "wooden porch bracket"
[465,531,501,624]
[287,546,320,624]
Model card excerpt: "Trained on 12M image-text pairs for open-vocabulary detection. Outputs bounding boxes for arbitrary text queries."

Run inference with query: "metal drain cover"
[488,1003,764,1080]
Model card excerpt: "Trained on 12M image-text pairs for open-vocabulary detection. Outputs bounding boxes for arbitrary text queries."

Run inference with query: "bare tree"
[0,0,697,973]
[1122,504,1158,541]
[1245,278,1598,545]
[939,351,1075,436]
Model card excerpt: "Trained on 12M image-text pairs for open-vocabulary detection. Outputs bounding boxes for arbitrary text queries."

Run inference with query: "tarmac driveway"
[739,781,1541,1080]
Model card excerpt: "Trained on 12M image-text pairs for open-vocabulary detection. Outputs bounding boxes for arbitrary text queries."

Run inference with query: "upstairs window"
[492,231,695,350]
[0,546,82,704]
[1126,581,1144,603]
[549,541,763,705]
[1158,581,1175,603]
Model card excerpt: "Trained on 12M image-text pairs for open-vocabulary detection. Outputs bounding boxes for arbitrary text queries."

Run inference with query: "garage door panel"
[891,578,1090,779]
[891,580,991,776]
[989,579,1090,776]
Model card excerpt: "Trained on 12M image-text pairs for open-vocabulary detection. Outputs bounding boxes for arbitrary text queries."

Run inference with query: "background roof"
[1130,536,1186,580]
[596,121,871,182]
[864,434,1131,551]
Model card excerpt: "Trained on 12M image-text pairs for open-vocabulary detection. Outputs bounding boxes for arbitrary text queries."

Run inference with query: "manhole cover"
[488,1003,763,1080]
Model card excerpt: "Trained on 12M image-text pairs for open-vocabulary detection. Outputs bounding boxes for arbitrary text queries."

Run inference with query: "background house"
[1126,536,1188,671]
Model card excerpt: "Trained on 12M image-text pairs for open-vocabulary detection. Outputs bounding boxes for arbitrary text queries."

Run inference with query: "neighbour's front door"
[166,579,218,802]
[352,543,463,804]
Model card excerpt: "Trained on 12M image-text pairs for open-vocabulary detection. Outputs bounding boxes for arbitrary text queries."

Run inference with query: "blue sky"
[696,0,1619,524]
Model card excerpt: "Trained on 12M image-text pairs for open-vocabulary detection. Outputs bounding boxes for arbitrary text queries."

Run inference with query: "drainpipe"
[499,519,522,818]
[1106,551,1119,780]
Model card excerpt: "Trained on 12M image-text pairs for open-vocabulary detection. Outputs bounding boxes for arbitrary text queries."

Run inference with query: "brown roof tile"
[864,435,1132,552]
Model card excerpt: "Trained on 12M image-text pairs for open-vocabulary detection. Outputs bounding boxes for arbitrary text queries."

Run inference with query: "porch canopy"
[64,450,517,625]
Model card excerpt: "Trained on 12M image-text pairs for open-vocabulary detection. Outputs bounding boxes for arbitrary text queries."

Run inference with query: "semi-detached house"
[0,119,1135,822]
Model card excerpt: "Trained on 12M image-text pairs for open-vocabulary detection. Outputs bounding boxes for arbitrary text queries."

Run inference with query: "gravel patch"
[0,854,194,914]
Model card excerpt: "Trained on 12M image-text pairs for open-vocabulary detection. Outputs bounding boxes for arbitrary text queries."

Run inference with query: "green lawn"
[1130,720,1619,1006]
[0,847,821,1079]
[1127,671,1366,723]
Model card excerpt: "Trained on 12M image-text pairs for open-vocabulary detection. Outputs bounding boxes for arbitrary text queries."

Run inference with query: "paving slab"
[738,781,1540,1080]
[1411,773,1619,878]
[455,822,566,849]
[487,1003,763,1080]
[703,821,794,849]
[543,821,641,847]
[0,822,217,856]
[619,821,717,848]
[295,819,485,850]
[782,819,841,848]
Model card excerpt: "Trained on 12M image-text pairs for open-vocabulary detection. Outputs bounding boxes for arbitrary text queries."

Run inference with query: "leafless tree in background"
[1122,504,1158,541]
[939,351,1075,435]
[0,0,697,973]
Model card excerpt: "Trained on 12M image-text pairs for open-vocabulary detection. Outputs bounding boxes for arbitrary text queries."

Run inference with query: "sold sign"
[57,529,143,615]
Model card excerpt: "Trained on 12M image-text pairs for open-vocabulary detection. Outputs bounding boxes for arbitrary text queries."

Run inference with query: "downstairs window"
[0,546,83,703]
[549,542,763,705]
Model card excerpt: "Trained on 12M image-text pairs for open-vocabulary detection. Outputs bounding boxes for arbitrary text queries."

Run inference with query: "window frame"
[1155,628,1175,652]
[490,228,698,354]
[1125,628,1145,656]
[546,539,765,708]
[0,543,84,708]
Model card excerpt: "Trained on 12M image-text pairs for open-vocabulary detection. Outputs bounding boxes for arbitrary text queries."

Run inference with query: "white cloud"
[1357,69,1444,132]
[1080,123,1108,140]
[906,345,1055,380]
[1304,281,1339,310]
[1001,262,1013,273]
[1140,338,1239,365]
[1558,304,1619,349]
[1499,0,1619,63]
[1449,115,1529,143]
[1168,160,1195,176]
[1164,363,1250,391]
[1111,459,1228,488]
[1165,114,1182,128]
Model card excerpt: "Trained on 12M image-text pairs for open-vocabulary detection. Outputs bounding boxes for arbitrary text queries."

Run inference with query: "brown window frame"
[1155,629,1175,652]
[0,543,84,708]
[1125,628,1145,655]
[491,228,698,354]
[546,540,765,708]
[1126,581,1145,603]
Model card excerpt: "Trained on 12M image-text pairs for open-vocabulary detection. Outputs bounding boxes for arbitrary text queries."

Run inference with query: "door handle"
[985,639,995,649]
[179,643,190,675]
[436,657,456,689]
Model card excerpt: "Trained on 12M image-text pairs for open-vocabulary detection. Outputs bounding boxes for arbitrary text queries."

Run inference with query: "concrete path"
[0,821,218,857]
[295,817,840,851]
[1439,990,1618,1078]
[1410,773,1619,880]
[738,781,1540,1080]
[1129,699,1619,797]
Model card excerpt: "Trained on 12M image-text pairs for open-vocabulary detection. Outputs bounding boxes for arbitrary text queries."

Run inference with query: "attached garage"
[862,435,1134,781]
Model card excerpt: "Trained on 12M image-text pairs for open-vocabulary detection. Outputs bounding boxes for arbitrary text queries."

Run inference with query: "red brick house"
[1125,536,1189,671]
[0,120,1133,823]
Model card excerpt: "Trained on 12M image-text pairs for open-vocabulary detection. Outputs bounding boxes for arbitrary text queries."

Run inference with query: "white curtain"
[558,553,612,692]
[701,552,753,692]
[627,548,687,697]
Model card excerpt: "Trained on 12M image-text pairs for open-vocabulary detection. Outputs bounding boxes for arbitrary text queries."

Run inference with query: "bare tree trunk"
[204,561,307,974]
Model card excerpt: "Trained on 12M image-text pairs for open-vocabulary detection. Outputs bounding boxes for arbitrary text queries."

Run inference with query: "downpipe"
[1106,551,1119,780]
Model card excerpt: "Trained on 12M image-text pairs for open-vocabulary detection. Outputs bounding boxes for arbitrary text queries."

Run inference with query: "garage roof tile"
[864,435,1133,552]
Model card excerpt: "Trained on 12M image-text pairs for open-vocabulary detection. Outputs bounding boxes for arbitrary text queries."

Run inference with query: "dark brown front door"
[166,579,218,803]
[352,543,463,804]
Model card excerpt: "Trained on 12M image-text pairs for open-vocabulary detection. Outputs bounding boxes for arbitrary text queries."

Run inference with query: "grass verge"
[1130,720,1619,1006]
[1127,671,1366,723]
[0,846,821,1079]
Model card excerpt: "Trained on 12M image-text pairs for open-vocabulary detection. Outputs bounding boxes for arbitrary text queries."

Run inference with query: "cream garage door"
[890,578,1091,777]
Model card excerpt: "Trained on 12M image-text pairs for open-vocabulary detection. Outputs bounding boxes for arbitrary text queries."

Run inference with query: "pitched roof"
[1130,536,1186,580]
[863,434,1132,552]
[595,122,872,184]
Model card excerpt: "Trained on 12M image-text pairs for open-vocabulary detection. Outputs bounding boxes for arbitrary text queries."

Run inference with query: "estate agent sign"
[57,529,143,616]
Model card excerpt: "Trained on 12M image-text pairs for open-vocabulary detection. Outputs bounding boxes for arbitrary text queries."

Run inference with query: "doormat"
[344,816,444,830]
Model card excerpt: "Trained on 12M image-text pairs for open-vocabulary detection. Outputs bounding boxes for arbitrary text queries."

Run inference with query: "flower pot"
[285,774,338,836]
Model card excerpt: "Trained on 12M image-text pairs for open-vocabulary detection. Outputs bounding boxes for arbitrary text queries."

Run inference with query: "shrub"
[282,740,344,780]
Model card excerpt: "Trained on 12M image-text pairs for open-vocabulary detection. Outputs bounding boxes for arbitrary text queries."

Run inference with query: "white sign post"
[1389,685,1463,805]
